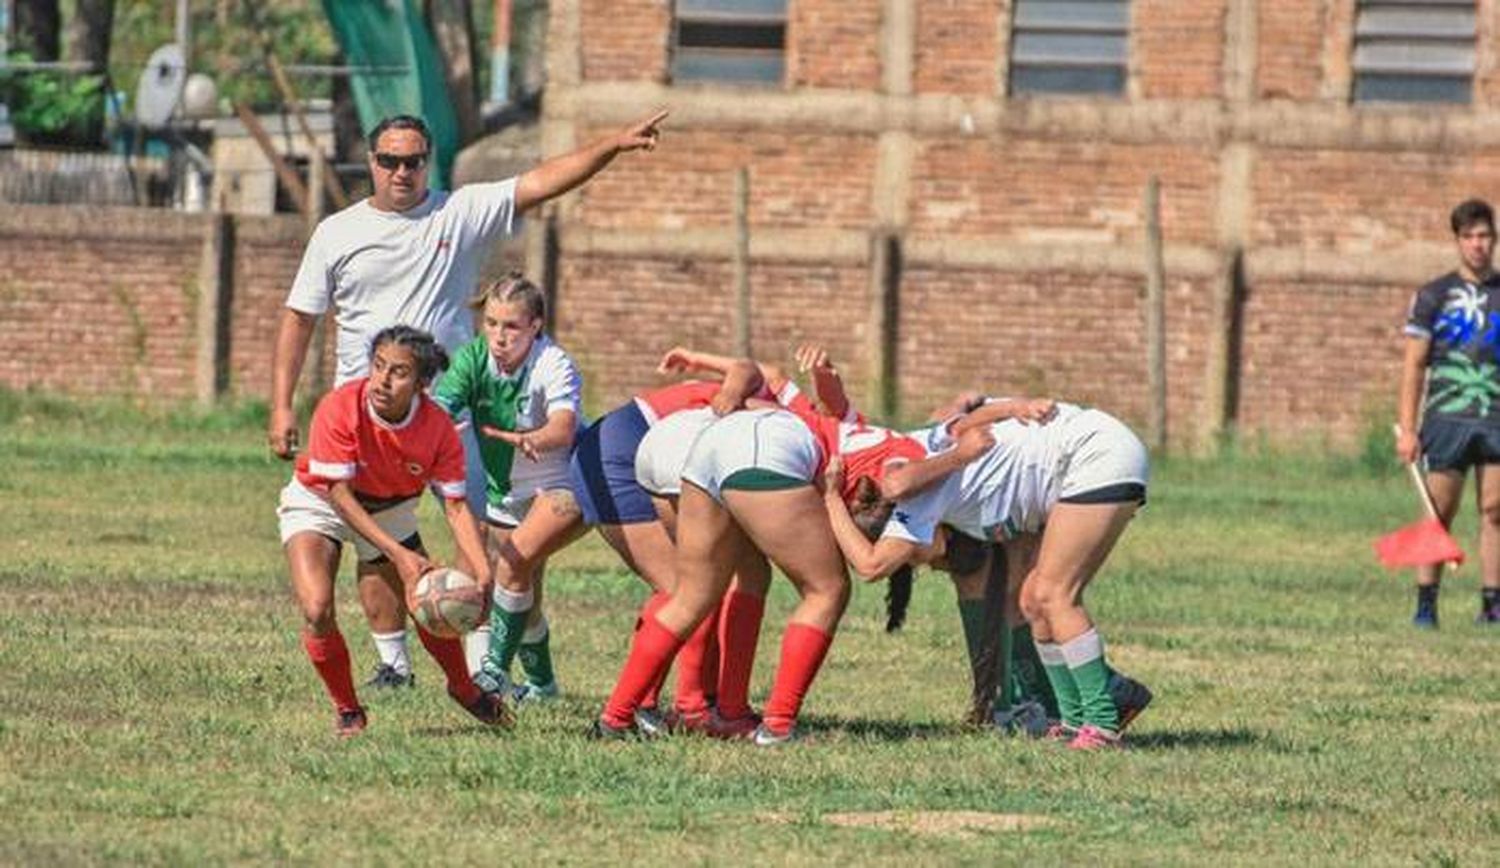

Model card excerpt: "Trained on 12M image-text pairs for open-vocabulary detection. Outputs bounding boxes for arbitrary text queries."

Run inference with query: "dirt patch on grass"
[766,810,1057,839]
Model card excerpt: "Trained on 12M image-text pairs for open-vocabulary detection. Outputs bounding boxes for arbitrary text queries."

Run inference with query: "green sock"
[1007,624,1060,718]
[1036,641,1082,726]
[956,598,988,666]
[1062,628,1119,732]
[481,586,533,680]
[517,617,556,687]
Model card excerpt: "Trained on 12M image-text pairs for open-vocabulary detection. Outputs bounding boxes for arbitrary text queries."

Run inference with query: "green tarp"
[321,0,459,189]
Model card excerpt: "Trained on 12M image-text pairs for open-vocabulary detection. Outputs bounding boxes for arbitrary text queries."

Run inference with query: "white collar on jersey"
[487,335,549,382]
[366,391,421,431]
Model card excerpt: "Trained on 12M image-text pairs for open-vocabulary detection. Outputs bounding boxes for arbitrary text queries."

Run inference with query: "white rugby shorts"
[680,408,819,503]
[635,407,717,497]
[1056,409,1150,501]
[277,478,420,563]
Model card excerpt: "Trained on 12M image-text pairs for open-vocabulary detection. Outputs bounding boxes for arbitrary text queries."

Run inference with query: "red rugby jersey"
[783,401,926,501]
[295,379,467,501]
[635,378,786,425]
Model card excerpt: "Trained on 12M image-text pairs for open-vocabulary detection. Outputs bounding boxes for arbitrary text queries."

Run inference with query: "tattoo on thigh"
[548,490,581,519]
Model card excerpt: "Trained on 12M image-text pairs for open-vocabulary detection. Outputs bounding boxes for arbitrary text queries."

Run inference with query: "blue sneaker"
[1413,605,1439,629]
[1107,672,1154,733]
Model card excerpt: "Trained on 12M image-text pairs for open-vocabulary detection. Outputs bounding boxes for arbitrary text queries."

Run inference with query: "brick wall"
[10,0,1500,451]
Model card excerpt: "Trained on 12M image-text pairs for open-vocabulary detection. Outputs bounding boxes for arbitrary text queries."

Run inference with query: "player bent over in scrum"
[826,400,1149,750]
[595,379,992,744]
[431,274,583,703]
[626,345,845,737]
[277,326,508,736]
[462,347,773,722]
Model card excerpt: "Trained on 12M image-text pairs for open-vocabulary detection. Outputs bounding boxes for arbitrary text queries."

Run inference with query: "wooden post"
[1200,246,1242,453]
[305,158,329,399]
[233,101,310,215]
[194,206,234,407]
[868,229,902,421]
[244,2,349,210]
[1143,176,1167,453]
[732,167,752,357]
[541,209,561,336]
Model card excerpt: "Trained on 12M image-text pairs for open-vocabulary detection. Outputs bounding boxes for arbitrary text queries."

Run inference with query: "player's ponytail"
[370,325,450,385]
[468,270,546,325]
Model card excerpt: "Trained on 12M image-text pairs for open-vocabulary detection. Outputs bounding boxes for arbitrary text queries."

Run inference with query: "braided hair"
[369,325,450,385]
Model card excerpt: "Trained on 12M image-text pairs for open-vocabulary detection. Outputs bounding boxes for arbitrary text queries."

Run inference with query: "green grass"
[2,391,1497,865]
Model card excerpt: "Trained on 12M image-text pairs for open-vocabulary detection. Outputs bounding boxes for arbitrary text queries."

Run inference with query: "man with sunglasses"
[268,109,668,690]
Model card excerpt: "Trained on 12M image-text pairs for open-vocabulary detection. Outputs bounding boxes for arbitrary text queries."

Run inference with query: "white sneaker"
[751,723,798,747]
[511,680,561,705]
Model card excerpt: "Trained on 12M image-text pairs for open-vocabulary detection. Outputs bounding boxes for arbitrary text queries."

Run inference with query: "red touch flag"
[1374,518,1464,569]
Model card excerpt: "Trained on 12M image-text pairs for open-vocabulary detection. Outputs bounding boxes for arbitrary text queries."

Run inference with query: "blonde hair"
[469,271,545,323]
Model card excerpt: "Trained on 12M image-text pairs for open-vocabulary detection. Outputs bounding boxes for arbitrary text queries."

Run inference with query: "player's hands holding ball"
[391,547,436,589]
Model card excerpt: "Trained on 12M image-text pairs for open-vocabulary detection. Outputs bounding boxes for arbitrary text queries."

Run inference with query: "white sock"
[1035,641,1066,667]
[464,626,491,674]
[1058,628,1105,668]
[371,629,411,675]
[492,585,535,613]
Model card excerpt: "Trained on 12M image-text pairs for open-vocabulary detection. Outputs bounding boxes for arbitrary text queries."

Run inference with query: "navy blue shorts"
[1420,416,1500,472]
[569,401,659,526]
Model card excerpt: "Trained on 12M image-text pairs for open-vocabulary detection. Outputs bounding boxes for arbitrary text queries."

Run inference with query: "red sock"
[715,589,766,720]
[602,612,686,728]
[415,624,480,705]
[761,622,834,736]
[638,592,669,710]
[302,629,360,713]
[674,608,720,717]
[702,618,721,704]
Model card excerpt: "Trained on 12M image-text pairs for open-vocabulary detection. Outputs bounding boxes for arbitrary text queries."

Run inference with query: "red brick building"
[527,0,1500,448]
[3,0,1496,450]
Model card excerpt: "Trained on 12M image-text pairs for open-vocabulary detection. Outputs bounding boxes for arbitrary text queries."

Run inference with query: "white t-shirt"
[885,403,1090,545]
[285,179,519,385]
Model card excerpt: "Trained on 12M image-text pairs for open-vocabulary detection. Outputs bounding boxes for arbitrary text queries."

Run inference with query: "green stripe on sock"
[1041,659,1082,727]
[1071,655,1119,732]
[1008,624,1060,718]
[518,629,556,687]
[481,604,530,679]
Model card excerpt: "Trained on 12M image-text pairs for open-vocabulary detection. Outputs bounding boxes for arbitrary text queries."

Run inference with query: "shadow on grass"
[799,715,973,742]
[1125,727,1262,750]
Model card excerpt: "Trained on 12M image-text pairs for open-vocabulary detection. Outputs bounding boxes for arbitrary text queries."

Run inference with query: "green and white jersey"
[433,334,582,515]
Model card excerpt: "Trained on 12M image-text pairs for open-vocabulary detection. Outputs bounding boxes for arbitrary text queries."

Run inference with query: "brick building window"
[670,0,786,86]
[1009,0,1130,97]
[1353,0,1474,103]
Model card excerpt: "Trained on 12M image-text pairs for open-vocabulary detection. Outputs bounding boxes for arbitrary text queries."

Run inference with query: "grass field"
[2,392,1497,865]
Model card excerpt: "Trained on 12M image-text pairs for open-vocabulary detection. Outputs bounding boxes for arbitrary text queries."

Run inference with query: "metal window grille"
[1353,0,1474,103]
[670,0,786,86]
[1009,0,1130,97]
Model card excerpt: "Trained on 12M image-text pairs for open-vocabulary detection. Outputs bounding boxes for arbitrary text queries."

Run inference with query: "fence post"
[868,229,902,422]
[732,167,751,357]
[1200,245,1243,453]
[1143,175,1167,453]
[194,207,234,406]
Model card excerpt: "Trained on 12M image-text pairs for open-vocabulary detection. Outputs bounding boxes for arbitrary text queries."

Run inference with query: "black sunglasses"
[373,152,429,171]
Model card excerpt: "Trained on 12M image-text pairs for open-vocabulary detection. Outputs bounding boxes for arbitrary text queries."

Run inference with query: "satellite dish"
[181,73,219,119]
[135,44,187,129]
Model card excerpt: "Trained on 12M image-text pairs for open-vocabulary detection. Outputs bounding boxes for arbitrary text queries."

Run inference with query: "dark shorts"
[1420,416,1500,472]
[1059,481,1148,506]
[568,401,659,526]
[362,532,425,566]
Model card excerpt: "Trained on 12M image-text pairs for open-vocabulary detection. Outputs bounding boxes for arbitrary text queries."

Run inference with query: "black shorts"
[1420,416,1500,472]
